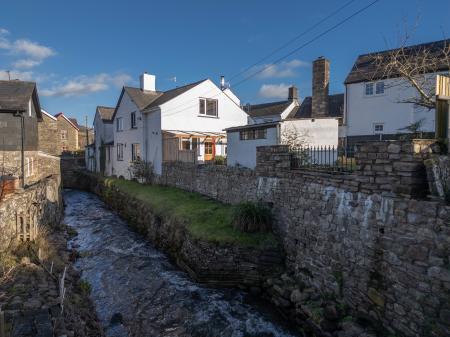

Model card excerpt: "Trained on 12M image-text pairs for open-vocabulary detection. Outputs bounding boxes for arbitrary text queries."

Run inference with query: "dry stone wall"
[159,141,450,337]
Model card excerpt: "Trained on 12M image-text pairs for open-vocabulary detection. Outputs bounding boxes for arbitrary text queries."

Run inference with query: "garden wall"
[158,140,450,337]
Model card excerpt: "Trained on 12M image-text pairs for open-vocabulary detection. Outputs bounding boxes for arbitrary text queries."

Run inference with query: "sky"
[0,0,449,126]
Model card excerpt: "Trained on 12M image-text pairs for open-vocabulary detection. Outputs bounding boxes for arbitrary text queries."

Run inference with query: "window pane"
[199,99,205,114]
[206,99,217,116]
[181,138,191,150]
[376,82,384,94]
[365,83,374,95]
[205,142,213,154]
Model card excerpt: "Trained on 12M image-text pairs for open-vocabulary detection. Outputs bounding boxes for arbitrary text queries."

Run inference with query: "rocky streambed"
[64,189,301,337]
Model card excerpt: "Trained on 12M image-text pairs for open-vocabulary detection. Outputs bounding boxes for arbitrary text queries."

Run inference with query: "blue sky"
[0,0,449,125]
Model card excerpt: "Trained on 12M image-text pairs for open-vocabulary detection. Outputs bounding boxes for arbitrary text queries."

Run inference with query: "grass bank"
[103,178,278,248]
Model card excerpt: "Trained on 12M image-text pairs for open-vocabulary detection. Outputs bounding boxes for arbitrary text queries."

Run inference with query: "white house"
[111,73,248,177]
[92,106,114,175]
[226,57,341,169]
[343,39,450,145]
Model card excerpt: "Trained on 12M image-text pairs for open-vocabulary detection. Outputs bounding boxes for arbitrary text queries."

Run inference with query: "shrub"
[232,202,272,233]
[129,160,154,183]
[214,156,227,166]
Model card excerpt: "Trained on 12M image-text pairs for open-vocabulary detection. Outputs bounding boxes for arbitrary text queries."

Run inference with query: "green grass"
[104,178,278,248]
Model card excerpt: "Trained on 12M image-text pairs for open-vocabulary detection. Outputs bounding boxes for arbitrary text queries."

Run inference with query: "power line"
[160,0,380,118]
[232,0,381,89]
[228,0,357,83]
[150,1,363,119]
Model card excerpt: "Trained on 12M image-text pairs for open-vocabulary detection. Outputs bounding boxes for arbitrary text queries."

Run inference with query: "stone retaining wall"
[0,175,63,251]
[158,141,450,337]
[77,173,284,289]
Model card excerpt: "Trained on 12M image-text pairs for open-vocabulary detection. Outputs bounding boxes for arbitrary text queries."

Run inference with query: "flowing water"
[64,190,301,337]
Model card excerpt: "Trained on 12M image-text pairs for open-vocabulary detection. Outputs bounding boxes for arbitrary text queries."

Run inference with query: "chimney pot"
[220,75,225,90]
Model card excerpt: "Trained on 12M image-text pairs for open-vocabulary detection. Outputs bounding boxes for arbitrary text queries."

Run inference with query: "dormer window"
[131,112,137,129]
[199,98,218,117]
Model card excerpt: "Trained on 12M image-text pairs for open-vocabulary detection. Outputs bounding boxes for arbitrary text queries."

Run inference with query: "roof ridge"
[355,38,450,58]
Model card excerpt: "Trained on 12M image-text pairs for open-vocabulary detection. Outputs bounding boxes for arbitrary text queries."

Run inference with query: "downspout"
[20,112,24,188]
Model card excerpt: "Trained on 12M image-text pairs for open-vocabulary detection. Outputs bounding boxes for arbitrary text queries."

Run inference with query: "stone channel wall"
[0,174,63,251]
[74,173,284,289]
[158,140,450,337]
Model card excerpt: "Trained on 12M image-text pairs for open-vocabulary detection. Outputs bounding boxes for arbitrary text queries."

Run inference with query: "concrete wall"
[159,141,450,337]
[345,76,436,137]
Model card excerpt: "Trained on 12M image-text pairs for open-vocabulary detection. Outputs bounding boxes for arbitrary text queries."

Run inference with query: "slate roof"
[145,79,208,110]
[96,106,115,122]
[69,118,79,127]
[0,80,42,118]
[224,121,280,132]
[54,112,80,130]
[345,39,450,84]
[287,94,344,119]
[112,79,208,121]
[244,100,291,118]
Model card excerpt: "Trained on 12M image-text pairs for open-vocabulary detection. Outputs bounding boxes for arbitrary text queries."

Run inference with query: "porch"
[162,130,227,164]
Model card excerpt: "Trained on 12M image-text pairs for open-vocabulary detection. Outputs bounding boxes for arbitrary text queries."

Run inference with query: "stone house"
[54,112,80,153]
[38,109,59,156]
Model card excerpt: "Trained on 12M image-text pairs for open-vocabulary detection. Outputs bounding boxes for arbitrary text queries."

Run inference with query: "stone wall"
[0,174,63,251]
[60,155,86,188]
[158,140,450,337]
[70,172,284,289]
[38,113,59,156]
[0,151,60,188]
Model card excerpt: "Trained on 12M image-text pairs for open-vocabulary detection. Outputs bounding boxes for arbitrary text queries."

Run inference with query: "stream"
[63,190,301,337]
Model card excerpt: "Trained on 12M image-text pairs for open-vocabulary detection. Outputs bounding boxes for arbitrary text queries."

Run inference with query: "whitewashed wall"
[112,92,144,178]
[282,118,339,147]
[345,76,436,137]
[159,80,247,132]
[227,126,279,169]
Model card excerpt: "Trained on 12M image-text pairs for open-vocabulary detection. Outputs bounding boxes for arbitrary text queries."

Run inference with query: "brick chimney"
[288,85,298,101]
[312,57,329,117]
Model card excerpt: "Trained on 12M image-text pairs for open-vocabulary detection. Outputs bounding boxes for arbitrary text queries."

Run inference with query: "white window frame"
[199,98,218,117]
[365,81,385,96]
[373,123,384,134]
[60,130,68,140]
[116,117,123,132]
[117,143,124,161]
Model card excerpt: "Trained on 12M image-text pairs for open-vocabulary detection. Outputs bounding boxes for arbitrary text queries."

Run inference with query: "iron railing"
[290,146,355,172]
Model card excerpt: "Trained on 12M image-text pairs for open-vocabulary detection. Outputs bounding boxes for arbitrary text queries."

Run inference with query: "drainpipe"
[13,110,25,188]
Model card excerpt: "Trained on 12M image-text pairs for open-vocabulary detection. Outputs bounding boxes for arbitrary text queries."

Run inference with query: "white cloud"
[12,39,55,60]
[0,30,55,69]
[254,59,309,79]
[259,83,291,99]
[0,69,34,81]
[13,59,42,69]
[41,73,131,97]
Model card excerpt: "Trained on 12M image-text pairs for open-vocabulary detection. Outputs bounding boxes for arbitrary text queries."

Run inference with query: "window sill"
[198,114,219,119]
[364,93,386,98]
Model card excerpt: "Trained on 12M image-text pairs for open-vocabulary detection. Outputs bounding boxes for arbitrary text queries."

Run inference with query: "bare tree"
[356,33,450,110]
[280,123,310,149]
